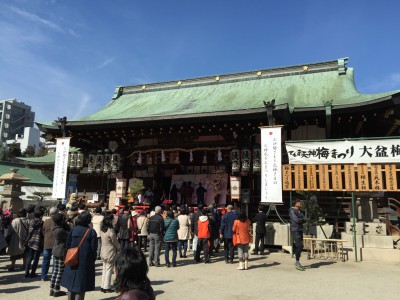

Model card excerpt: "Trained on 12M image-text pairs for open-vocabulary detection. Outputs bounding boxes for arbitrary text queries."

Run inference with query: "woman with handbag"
[232,211,252,270]
[136,210,149,252]
[61,211,98,300]
[100,214,119,293]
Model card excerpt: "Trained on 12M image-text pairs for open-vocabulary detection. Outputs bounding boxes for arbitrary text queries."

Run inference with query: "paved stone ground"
[0,250,399,300]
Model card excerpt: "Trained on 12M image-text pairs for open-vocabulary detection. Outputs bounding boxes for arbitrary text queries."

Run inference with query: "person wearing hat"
[41,206,58,281]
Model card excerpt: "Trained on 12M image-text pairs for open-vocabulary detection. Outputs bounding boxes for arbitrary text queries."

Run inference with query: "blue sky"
[0,0,399,123]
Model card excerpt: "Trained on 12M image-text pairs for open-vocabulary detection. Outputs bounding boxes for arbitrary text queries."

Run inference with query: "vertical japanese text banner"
[261,127,283,203]
[52,137,70,199]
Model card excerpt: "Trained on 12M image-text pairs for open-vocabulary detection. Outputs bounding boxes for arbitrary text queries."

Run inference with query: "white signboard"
[261,127,282,203]
[52,138,70,199]
[286,139,400,165]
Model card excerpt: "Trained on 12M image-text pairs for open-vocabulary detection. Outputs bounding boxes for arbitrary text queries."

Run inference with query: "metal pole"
[290,191,294,258]
[351,192,358,262]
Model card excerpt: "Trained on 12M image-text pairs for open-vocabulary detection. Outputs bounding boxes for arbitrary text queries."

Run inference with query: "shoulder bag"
[64,228,90,267]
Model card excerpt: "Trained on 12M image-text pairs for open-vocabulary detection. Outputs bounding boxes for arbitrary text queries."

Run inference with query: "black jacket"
[289,208,305,233]
[253,212,267,234]
[52,224,68,258]
[191,210,203,235]
[147,214,164,235]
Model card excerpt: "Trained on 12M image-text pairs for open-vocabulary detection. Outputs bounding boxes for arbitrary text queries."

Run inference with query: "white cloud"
[71,93,91,119]
[6,5,79,37]
[8,5,64,32]
[367,73,400,92]
[96,57,115,70]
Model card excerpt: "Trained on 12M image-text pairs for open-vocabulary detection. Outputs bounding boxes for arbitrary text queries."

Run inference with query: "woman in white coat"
[136,210,149,252]
[177,207,190,258]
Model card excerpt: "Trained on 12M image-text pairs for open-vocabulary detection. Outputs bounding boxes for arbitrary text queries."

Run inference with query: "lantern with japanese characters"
[87,153,96,173]
[95,150,104,174]
[76,152,84,169]
[231,149,240,173]
[252,147,261,173]
[103,150,111,173]
[69,153,77,169]
[241,148,251,172]
[111,152,120,173]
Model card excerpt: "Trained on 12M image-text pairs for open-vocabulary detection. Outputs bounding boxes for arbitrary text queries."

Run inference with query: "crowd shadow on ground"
[305,261,337,269]
[0,286,40,293]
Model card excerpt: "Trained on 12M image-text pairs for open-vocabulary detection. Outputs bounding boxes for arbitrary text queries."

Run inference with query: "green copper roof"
[16,147,80,165]
[42,58,400,126]
[0,163,52,186]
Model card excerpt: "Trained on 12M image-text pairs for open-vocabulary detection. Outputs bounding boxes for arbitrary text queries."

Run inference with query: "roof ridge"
[118,58,348,97]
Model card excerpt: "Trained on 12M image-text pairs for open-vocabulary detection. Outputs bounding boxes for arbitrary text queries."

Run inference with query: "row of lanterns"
[69,150,121,174]
[231,147,261,173]
[135,149,224,165]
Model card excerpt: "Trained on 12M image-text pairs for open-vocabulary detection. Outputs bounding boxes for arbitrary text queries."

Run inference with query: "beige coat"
[91,213,104,238]
[136,215,149,236]
[177,214,190,240]
[100,228,120,262]
[8,217,29,256]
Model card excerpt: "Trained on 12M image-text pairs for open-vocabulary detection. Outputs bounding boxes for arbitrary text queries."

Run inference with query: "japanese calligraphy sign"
[385,164,397,191]
[286,139,400,164]
[319,165,329,190]
[261,126,282,203]
[282,165,292,191]
[357,165,369,191]
[331,165,343,191]
[306,165,317,190]
[344,165,356,191]
[52,137,70,199]
[282,164,399,191]
[294,165,304,190]
[370,165,383,191]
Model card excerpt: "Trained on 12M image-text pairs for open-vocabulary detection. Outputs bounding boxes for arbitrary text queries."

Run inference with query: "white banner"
[261,127,282,203]
[286,139,400,164]
[52,138,70,199]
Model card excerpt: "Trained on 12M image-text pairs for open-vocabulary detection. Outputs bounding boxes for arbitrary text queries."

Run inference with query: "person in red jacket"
[232,211,252,270]
[195,209,211,264]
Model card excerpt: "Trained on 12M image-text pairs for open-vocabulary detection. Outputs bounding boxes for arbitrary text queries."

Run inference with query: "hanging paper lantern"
[189,150,193,162]
[217,148,223,162]
[111,152,120,172]
[95,150,104,174]
[175,151,180,164]
[241,148,251,172]
[76,152,84,169]
[202,151,207,164]
[252,147,261,173]
[161,150,166,163]
[231,149,240,173]
[87,153,96,173]
[137,152,142,165]
[69,153,77,169]
[103,150,111,173]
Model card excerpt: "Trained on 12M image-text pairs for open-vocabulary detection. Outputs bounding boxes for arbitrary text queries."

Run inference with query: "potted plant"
[127,180,145,204]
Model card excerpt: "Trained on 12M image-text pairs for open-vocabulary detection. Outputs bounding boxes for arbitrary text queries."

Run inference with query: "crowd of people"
[0,199,307,299]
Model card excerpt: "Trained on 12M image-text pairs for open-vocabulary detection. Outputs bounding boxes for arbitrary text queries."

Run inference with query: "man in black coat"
[289,199,306,271]
[252,205,267,255]
[190,203,204,261]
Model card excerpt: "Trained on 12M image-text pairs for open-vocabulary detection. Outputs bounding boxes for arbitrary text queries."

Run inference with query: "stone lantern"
[0,168,31,211]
